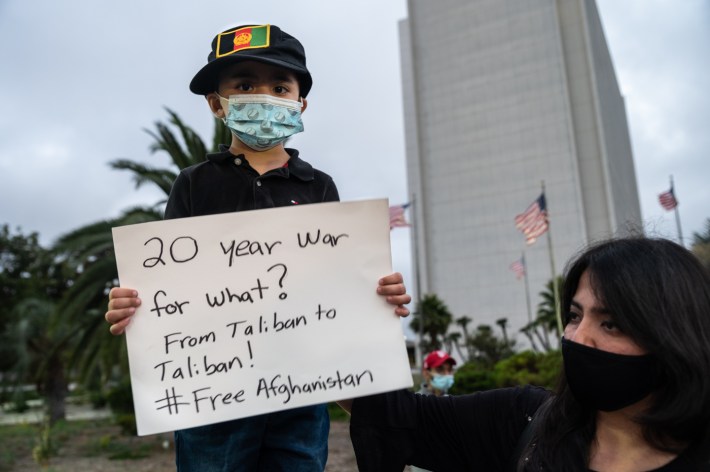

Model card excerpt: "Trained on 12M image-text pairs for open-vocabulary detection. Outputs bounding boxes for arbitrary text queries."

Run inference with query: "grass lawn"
[0,418,174,472]
[0,403,357,471]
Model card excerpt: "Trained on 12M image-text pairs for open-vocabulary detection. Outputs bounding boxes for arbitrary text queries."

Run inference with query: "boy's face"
[207,60,306,119]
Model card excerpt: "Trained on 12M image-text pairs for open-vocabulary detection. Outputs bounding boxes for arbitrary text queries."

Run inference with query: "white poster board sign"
[112,199,413,436]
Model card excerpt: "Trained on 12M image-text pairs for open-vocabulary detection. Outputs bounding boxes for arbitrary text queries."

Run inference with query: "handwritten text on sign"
[112,199,412,436]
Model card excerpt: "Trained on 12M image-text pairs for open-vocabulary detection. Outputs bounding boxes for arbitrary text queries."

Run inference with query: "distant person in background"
[419,350,457,396]
[412,350,458,472]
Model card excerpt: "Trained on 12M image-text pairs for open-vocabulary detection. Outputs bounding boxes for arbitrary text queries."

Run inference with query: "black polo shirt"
[164,146,340,219]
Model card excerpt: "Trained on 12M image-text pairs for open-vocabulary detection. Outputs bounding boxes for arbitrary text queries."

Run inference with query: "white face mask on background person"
[430,374,455,392]
[218,94,304,151]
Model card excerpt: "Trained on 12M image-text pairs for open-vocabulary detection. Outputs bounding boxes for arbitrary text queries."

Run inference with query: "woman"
[343,237,710,471]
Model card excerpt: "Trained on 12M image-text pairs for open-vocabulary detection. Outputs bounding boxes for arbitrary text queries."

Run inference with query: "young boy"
[105,24,410,471]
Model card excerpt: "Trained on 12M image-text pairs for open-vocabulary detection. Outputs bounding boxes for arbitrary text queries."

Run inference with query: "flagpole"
[410,194,424,367]
[522,251,533,324]
[670,175,684,246]
[542,181,563,336]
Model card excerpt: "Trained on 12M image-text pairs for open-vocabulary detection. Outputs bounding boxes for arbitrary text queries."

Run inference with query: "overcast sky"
[1,1,708,326]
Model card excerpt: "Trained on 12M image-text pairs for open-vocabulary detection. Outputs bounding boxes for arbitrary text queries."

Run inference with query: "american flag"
[515,193,549,245]
[389,203,411,229]
[509,258,525,279]
[658,187,678,211]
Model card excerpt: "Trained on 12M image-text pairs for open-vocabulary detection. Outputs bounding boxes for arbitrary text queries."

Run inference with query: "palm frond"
[55,256,115,322]
[68,309,127,384]
[116,206,164,225]
[8,298,54,384]
[144,111,209,172]
[55,206,162,259]
[109,159,177,195]
[165,108,209,167]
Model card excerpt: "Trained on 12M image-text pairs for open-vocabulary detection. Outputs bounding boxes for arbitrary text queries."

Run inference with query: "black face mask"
[561,337,658,412]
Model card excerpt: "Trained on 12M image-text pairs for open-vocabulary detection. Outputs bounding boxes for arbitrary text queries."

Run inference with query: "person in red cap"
[104,23,410,472]
[412,350,457,472]
[420,350,457,396]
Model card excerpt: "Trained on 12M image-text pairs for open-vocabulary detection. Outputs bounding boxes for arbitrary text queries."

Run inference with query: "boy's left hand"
[378,272,411,317]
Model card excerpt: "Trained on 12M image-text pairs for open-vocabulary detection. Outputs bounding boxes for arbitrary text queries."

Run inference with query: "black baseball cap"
[190,24,313,97]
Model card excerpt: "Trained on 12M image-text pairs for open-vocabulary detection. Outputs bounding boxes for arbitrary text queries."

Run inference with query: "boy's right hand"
[105,287,141,335]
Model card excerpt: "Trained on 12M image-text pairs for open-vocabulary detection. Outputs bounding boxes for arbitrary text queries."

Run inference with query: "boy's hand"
[105,287,141,335]
[377,272,411,317]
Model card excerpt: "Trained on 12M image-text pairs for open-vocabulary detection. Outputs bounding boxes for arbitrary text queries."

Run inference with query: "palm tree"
[0,110,225,425]
[8,298,71,424]
[693,219,710,244]
[409,294,454,353]
[55,207,163,385]
[443,331,464,360]
[463,324,515,368]
[1,226,74,423]
[110,108,229,199]
[56,109,227,388]
[451,316,474,361]
[520,276,563,352]
[0,225,48,373]
[496,317,510,345]
[692,218,710,271]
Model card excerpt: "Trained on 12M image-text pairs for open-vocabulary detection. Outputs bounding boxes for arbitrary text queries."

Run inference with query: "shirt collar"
[206,145,314,182]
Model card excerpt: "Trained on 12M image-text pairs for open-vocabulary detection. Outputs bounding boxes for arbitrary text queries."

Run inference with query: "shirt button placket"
[254,178,269,208]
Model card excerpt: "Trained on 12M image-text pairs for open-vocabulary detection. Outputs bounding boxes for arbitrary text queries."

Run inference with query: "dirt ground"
[7,420,371,472]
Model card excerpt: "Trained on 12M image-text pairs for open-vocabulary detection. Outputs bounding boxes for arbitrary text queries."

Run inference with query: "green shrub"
[113,413,137,436]
[449,362,496,395]
[7,390,30,413]
[492,350,561,390]
[0,423,34,471]
[106,381,134,413]
[448,350,562,394]
[106,381,136,435]
[32,420,58,466]
[89,389,108,409]
[327,402,349,422]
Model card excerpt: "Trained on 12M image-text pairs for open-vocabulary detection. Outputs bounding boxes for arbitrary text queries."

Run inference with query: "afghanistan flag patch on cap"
[216,24,271,58]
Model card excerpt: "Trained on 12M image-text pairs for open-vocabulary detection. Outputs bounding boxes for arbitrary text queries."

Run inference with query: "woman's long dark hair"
[521,237,710,470]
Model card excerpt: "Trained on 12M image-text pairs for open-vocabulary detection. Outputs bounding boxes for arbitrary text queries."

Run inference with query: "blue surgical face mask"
[430,374,454,392]
[218,94,304,151]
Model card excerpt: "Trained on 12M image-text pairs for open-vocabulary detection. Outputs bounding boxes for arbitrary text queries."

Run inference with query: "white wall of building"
[400,0,641,340]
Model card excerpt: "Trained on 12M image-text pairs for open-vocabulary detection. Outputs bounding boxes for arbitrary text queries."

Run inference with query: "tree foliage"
[2,109,228,425]
[520,276,563,352]
[410,295,515,367]
[0,225,74,422]
[449,349,562,395]
[0,225,44,371]
[409,294,454,353]
[692,218,710,271]
[465,323,516,368]
[57,109,226,390]
[54,207,163,386]
[110,109,229,199]
[407,282,563,395]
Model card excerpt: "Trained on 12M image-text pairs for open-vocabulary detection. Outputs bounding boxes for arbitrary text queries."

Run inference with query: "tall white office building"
[400,0,641,339]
